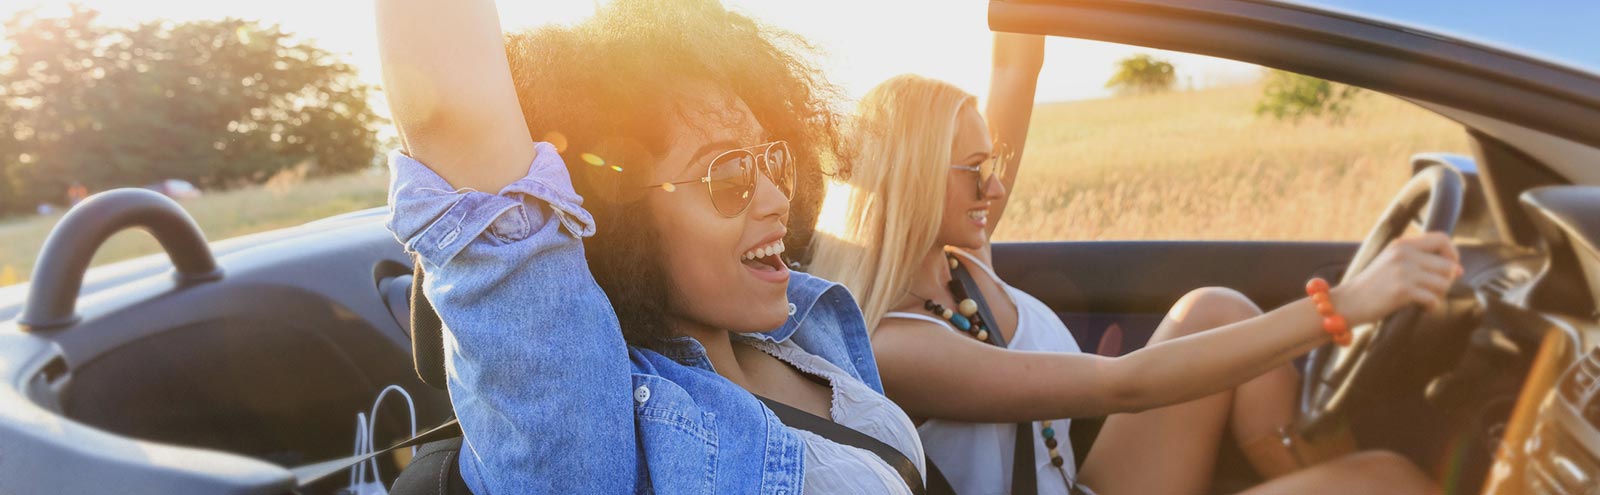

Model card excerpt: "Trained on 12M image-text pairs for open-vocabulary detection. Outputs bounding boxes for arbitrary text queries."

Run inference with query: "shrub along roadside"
[1255,69,1362,124]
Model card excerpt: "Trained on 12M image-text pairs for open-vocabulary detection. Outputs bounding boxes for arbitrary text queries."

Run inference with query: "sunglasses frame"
[651,140,794,217]
[949,142,1012,200]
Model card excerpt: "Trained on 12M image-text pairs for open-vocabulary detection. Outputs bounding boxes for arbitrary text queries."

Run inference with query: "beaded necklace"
[918,252,1072,485]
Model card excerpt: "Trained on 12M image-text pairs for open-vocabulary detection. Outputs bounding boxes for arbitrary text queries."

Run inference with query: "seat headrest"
[410,260,448,390]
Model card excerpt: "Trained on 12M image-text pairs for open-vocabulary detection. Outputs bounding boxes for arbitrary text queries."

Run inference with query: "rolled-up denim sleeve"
[385,142,635,494]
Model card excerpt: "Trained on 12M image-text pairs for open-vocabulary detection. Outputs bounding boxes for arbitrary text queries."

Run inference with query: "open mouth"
[741,239,787,272]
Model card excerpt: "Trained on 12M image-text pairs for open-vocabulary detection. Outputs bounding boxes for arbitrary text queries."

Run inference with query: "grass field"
[0,171,389,285]
[0,83,1470,285]
[991,83,1471,242]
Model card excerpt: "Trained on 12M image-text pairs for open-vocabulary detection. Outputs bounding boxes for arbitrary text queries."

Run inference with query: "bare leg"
[1078,287,1299,494]
[1238,451,1438,495]
[1230,344,1302,478]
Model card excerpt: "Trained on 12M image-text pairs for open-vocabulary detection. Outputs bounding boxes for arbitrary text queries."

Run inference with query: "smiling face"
[647,81,793,335]
[937,104,1006,251]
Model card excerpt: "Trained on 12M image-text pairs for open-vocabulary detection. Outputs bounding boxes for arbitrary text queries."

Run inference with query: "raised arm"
[981,32,1045,238]
[376,0,534,191]
[377,2,636,492]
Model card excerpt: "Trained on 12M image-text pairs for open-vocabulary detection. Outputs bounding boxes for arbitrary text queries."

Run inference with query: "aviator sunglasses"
[949,142,1011,200]
[649,140,795,216]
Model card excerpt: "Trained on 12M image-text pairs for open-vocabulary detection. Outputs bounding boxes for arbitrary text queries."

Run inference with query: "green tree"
[1104,54,1176,95]
[0,6,107,214]
[0,5,382,215]
[1255,69,1362,123]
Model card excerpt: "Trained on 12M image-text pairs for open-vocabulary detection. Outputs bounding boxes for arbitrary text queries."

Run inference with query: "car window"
[993,58,1471,242]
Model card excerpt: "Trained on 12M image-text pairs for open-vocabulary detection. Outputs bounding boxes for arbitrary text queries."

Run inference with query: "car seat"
[387,261,474,495]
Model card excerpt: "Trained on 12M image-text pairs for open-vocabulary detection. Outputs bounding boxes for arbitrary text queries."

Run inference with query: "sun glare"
[1,0,1258,104]
[813,179,864,246]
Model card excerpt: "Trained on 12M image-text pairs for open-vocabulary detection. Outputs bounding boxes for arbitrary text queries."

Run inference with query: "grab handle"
[19,188,221,331]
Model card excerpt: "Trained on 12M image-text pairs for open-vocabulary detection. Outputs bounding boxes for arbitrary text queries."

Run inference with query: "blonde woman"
[809,33,1452,494]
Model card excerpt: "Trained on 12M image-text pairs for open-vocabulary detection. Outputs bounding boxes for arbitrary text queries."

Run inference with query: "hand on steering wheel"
[1298,164,1466,438]
[1331,232,1463,325]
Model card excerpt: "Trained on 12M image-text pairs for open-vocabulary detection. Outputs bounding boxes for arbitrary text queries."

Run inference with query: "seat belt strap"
[755,395,927,495]
[950,257,1037,495]
[289,418,462,488]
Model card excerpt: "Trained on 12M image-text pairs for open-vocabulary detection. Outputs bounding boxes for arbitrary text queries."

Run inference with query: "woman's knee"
[1246,450,1436,494]
[1158,287,1263,340]
[1326,451,1436,494]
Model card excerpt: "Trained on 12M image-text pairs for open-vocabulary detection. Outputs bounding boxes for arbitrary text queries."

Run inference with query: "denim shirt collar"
[636,270,883,393]
[653,271,842,365]
[763,270,839,343]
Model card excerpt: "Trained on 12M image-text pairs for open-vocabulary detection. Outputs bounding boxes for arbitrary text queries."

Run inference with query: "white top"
[738,337,927,495]
[883,249,1083,495]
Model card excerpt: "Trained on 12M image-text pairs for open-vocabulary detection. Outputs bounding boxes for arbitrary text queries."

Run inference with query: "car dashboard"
[1483,185,1600,494]
[1518,346,1600,492]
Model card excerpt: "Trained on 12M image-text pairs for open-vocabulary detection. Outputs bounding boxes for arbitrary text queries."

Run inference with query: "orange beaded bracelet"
[1305,278,1351,346]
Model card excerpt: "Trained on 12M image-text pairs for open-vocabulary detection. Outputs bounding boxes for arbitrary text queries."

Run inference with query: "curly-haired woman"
[376,0,921,493]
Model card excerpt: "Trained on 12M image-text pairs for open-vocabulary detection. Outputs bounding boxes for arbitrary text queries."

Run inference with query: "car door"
[992,241,1354,357]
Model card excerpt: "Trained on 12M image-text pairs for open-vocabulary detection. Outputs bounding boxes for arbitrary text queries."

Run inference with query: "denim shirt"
[385,142,884,494]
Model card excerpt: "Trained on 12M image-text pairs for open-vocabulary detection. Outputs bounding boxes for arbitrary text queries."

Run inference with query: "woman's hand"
[1330,232,1463,324]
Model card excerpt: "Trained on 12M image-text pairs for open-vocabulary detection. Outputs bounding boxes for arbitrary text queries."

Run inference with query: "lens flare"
[542,131,568,153]
[581,153,604,166]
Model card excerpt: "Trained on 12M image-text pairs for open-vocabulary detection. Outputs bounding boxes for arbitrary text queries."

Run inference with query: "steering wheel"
[1296,164,1464,437]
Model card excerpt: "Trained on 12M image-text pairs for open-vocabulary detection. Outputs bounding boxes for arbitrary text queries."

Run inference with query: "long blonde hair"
[808,74,976,331]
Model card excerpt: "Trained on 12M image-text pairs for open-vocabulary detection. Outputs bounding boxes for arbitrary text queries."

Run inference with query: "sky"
[0,0,1262,107]
[1289,0,1600,74]
[3,1,1594,107]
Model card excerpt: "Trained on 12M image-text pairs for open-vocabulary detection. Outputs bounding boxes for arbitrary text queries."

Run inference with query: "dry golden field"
[0,83,1470,285]
[992,83,1471,242]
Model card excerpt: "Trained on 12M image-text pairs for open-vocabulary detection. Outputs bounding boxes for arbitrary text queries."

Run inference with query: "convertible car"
[2,0,1597,493]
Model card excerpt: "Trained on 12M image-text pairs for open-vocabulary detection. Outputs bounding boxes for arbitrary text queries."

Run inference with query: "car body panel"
[0,209,447,494]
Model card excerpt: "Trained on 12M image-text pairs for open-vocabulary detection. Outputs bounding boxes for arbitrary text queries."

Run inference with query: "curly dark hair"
[504,0,848,349]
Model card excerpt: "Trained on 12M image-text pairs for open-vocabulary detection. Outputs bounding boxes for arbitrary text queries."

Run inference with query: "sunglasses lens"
[977,145,1009,198]
[708,151,756,215]
[766,143,794,199]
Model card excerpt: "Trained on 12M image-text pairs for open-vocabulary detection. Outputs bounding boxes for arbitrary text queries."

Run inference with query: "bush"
[0,5,382,215]
[1255,69,1362,123]
[1104,54,1176,96]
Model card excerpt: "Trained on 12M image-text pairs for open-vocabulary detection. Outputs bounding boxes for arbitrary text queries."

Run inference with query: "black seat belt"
[754,394,927,495]
[949,255,1037,495]
[290,418,462,487]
